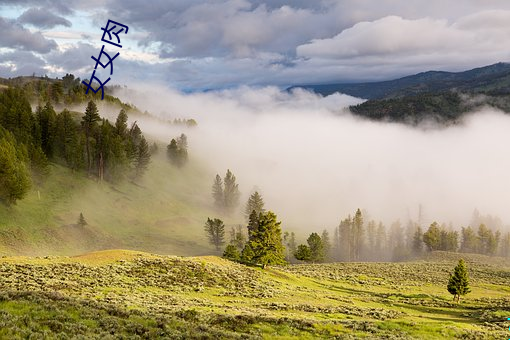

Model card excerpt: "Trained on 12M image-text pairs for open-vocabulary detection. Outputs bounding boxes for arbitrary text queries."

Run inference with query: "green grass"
[0,153,227,256]
[0,250,508,338]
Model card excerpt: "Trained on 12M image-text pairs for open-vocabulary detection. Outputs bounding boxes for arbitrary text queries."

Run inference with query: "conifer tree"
[412,226,423,254]
[78,213,87,226]
[294,244,312,262]
[204,218,225,251]
[423,222,441,251]
[212,174,224,210]
[134,136,151,179]
[223,244,240,262]
[223,169,240,214]
[245,191,265,220]
[307,232,325,263]
[321,229,331,262]
[244,211,285,268]
[0,132,31,205]
[447,259,471,303]
[352,209,364,261]
[82,100,100,174]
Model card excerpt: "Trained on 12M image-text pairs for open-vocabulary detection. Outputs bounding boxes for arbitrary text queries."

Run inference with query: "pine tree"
[283,231,297,262]
[447,259,471,303]
[223,169,240,214]
[352,209,364,261]
[78,213,87,226]
[294,244,312,262]
[338,216,352,261]
[240,243,255,264]
[244,191,265,220]
[229,225,246,251]
[307,232,325,263]
[134,136,151,180]
[423,222,441,251]
[115,109,128,137]
[412,226,423,254]
[245,211,286,268]
[0,132,31,205]
[204,218,225,251]
[212,174,224,210]
[460,226,478,253]
[321,230,331,262]
[82,100,100,174]
[223,244,240,262]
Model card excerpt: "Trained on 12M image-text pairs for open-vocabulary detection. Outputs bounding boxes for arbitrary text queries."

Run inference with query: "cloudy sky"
[1,0,510,90]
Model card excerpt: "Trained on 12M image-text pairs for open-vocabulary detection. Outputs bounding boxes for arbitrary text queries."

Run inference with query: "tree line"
[0,86,152,205]
[295,209,510,263]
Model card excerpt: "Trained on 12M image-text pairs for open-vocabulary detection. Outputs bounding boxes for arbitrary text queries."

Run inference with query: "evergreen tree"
[412,226,423,254]
[307,232,325,263]
[338,216,352,261]
[375,222,387,258]
[223,244,240,262]
[352,209,364,261]
[166,134,188,167]
[78,213,87,226]
[447,259,471,303]
[0,131,31,205]
[240,243,255,264]
[36,102,57,158]
[115,109,128,137]
[204,218,225,251]
[294,244,312,262]
[321,229,331,262]
[212,174,224,211]
[134,136,151,180]
[500,232,510,258]
[81,100,100,174]
[244,191,265,220]
[245,211,286,268]
[460,226,478,253]
[229,225,246,251]
[223,169,240,214]
[55,109,80,168]
[423,222,441,251]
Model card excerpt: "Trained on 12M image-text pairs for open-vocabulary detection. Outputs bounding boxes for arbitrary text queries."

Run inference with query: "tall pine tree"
[447,259,470,303]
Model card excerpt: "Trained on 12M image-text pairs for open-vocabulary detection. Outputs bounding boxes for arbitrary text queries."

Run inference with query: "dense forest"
[0,76,152,205]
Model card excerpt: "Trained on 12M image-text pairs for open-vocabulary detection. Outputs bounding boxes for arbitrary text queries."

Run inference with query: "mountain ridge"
[289,62,510,99]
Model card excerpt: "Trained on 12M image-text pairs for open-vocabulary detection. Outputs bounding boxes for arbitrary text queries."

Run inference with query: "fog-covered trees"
[245,191,265,220]
[204,218,225,251]
[447,259,470,303]
[294,232,326,263]
[167,133,188,167]
[211,169,240,214]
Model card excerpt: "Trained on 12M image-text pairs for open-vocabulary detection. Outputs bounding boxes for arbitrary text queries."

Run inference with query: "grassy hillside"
[0,152,225,256]
[0,250,508,338]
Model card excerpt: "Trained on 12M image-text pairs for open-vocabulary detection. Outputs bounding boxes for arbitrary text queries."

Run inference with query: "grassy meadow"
[0,250,508,339]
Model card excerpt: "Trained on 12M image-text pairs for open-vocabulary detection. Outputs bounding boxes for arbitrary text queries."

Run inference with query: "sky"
[1,0,510,90]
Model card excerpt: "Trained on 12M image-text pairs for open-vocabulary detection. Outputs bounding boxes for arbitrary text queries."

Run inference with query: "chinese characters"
[82,19,128,100]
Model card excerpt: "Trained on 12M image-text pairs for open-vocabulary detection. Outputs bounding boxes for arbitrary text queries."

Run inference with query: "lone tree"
[204,218,225,251]
[244,211,286,268]
[78,213,87,226]
[244,191,265,221]
[447,259,471,303]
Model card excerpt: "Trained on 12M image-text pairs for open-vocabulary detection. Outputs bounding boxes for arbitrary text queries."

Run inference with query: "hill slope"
[0,153,221,256]
[0,250,508,338]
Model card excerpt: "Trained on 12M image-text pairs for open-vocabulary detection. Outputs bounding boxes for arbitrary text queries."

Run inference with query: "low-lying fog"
[113,85,510,231]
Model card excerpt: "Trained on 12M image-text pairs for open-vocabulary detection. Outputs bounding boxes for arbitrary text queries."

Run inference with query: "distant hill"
[289,62,510,100]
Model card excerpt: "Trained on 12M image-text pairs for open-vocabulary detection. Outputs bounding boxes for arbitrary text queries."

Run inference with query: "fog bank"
[115,85,510,231]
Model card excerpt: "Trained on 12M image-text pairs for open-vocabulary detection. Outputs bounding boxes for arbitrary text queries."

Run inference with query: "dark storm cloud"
[0,16,57,53]
[18,7,72,29]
